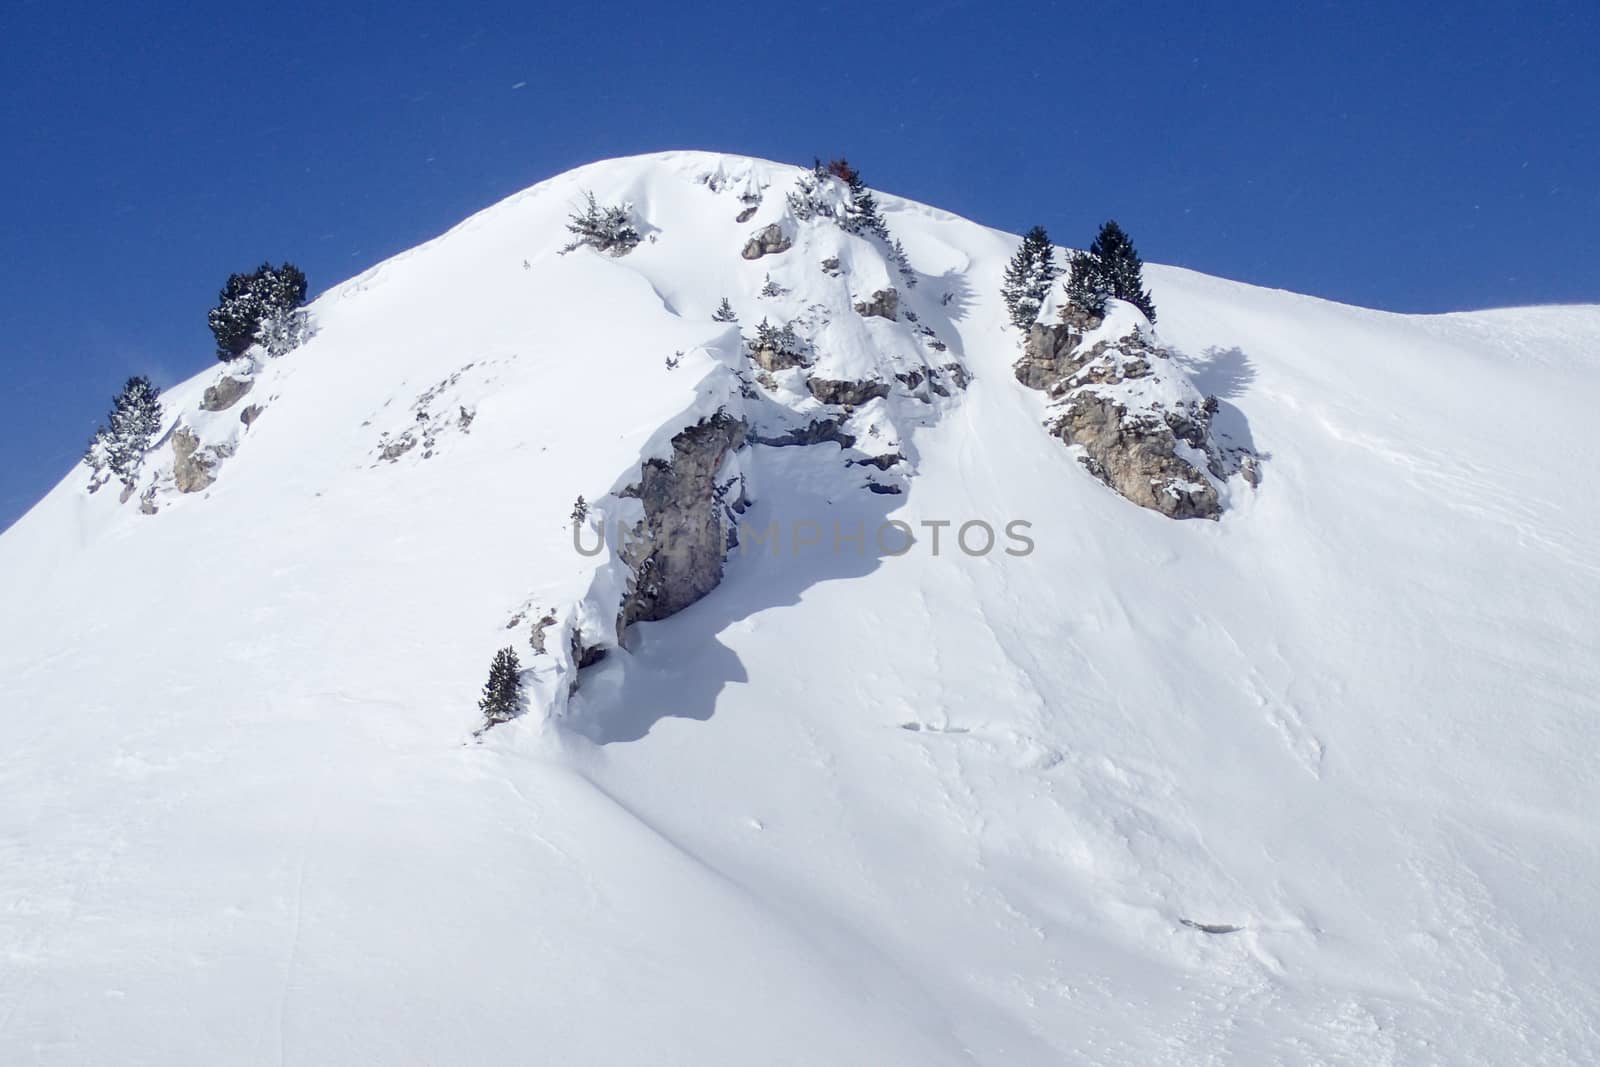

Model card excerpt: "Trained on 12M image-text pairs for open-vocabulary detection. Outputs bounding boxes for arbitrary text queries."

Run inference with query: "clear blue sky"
[2,0,1596,530]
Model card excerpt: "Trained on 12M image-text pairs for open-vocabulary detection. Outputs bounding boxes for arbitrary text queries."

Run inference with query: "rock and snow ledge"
[1014,302,1258,520]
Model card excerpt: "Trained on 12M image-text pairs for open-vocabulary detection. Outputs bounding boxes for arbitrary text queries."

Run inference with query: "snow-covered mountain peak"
[4,150,1600,1065]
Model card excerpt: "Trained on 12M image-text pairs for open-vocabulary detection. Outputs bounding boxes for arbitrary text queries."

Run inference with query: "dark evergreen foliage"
[478,646,523,725]
[561,192,640,256]
[1000,225,1060,329]
[1064,251,1108,317]
[208,263,309,362]
[83,375,163,489]
[712,297,739,323]
[1064,221,1155,322]
[891,238,917,288]
[749,317,804,360]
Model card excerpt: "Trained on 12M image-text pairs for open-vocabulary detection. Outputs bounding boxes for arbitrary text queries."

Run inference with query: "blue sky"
[1,0,1596,530]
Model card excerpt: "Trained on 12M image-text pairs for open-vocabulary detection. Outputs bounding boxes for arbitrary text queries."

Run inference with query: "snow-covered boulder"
[740,222,792,259]
[852,286,899,320]
[199,375,253,412]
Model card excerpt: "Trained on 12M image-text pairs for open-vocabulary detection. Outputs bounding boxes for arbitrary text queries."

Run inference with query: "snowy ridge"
[3,151,1600,1065]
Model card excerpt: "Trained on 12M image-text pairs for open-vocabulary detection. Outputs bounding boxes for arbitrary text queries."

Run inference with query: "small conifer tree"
[478,646,523,725]
[209,263,309,361]
[712,297,739,323]
[1000,225,1060,329]
[891,238,917,288]
[83,375,163,490]
[560,192,640,256]
[1064,221,1155,322]
[1064,250,1109,317]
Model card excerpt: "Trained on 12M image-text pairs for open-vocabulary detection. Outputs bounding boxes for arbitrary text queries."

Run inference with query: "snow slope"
[3,151,1598,1065]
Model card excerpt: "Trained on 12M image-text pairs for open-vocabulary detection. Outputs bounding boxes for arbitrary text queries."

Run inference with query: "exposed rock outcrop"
[807,377,891,408]
[852,287,899,321]
[751,343,808,372]
[200,376,253,412]
[1049,393,1219,520]
[240,404,263,427]
[1016,319,1255,520]
[617,413,748,628]
[741,223,792,260]
[171,427,218,493]
[750,417,855,449]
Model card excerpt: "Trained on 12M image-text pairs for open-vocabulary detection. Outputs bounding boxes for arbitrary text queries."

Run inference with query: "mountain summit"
[4,151,1599,1065]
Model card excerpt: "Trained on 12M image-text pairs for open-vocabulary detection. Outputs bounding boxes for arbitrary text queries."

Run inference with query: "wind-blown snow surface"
[4,152,1599,1065]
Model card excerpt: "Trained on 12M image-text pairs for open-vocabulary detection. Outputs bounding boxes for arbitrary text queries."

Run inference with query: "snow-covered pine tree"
[759,274,787,298]
[752,317,782,352]
[256,305,312,358]
[1000,226,1060,329]
[1081,220,1156,322]
[1064,250,1109,317]
[840,169,890,240]
[478,646,523,725]
[712,297,738,323]
[208,263,309,362]
[891,238,917,288]
[785,171,828,221]
[560,192,641,256]
[83,375,163,490]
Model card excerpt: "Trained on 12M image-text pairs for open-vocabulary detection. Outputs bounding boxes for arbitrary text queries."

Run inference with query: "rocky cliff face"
[617,413,749,629]
[1015,309,1256,519]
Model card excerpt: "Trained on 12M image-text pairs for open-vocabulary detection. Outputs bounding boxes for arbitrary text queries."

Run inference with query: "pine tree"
[83,375,163,490]
[840,168,889,240]
[891,238,917,288]
[752,317,782,352]
[1064,250,1107,318]
[1066,221,1155,322]
[209,263,309,361]
[560,192,640,256]
[712,297,738,323]
[1000,225,1059,329]
[478,646,523,725]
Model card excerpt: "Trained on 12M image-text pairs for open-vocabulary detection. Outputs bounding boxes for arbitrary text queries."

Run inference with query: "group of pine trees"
[1001,220,1156,327]
[208,262,310,362]
[85,262,309,494]
[787,158,916,288]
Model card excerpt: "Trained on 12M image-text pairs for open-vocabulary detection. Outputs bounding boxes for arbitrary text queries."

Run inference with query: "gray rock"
[617,413,748,629]
[750,418,855,449]
[750,342,809,373]
[1049,394,1220,520]
[171,426,217,493]
[240,404,263,427]
[529,612,558,655]
[807,377,890,408]
[200,376,253,412]
[1015,323,1249,521]
[852,287,898,321]
[740,223,792,260]
[139,487,159,515]
[379,432,417,462]
[1014,323,1085,390]
[735,204,758,224]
